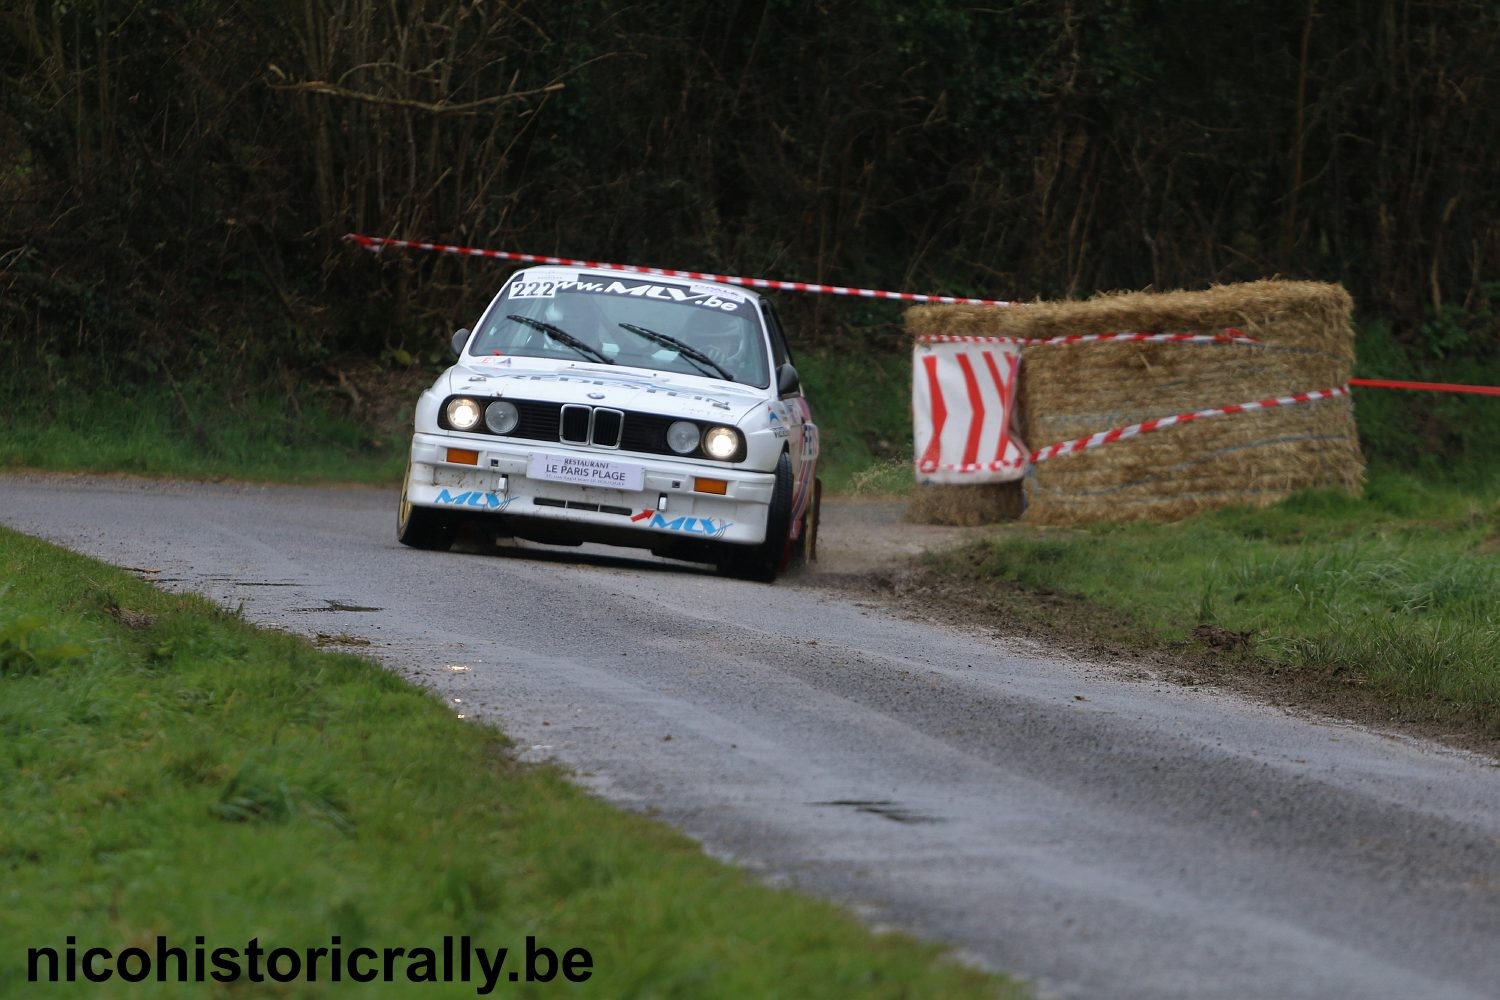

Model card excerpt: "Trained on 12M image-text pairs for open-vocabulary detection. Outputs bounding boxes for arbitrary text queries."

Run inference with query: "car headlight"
[703,425,740,460]
[445,397,482,430]
[666,420,701,455]
[485,400,519,434]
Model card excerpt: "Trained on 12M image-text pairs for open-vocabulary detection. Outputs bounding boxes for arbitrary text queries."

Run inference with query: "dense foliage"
[3,0,1498,375]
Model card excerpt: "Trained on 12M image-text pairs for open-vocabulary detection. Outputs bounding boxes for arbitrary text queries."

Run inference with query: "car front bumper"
[407,432,776,545]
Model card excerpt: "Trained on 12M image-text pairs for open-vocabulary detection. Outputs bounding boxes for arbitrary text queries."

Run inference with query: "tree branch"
[265,77,563,115]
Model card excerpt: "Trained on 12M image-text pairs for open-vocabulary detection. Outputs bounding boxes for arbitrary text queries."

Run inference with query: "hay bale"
[1018,339,1348,445]
[907,481,1024,526]
[905,280,1365,525]
[907,279,1355,360]
[1023,398,1363,525]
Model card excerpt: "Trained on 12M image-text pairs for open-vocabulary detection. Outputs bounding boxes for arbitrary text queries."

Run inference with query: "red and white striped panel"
[912,338,1027,483]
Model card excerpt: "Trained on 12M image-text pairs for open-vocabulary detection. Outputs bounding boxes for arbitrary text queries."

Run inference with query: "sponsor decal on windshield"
[689,282,747,302]
[508,276,748,313]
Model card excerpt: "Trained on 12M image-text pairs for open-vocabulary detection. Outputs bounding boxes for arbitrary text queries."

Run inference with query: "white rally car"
[398,265,820,581]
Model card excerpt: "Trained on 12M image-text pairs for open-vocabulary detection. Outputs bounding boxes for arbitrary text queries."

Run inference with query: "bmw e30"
[398,266,820,581]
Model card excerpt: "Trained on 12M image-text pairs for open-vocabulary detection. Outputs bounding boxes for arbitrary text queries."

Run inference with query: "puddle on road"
[290,600,385,613]
[151,577,303,589]
[198,576,304,588]
[314,632,375,647]
[812,799,943,824]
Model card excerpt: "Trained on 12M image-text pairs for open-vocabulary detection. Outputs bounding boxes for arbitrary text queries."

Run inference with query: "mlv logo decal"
[631,509,732,538]
[434,489,519,511]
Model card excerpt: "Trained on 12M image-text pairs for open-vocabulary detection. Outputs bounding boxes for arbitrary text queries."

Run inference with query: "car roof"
[507,264,767,305]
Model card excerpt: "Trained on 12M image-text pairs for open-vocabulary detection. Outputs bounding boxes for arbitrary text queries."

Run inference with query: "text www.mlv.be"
[27,935,591,995]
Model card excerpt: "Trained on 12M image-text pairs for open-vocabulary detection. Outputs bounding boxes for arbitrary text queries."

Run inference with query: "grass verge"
[909,466,1500,745]
[797,346,913,495]
[0,346,918,494]
[0,379,408,486]
[0,527,1023,998]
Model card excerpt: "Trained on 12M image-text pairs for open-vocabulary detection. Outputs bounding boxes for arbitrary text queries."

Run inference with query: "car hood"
[442,357,769,423]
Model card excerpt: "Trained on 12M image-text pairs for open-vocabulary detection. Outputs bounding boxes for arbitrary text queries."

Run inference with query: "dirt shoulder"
[806,497,1500,760]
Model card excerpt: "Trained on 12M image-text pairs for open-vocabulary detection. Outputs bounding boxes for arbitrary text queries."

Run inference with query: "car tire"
[718,453,793,583]
[397,462,456,551]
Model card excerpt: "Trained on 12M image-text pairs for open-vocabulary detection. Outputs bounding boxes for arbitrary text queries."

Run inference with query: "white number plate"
[527,453,644,491]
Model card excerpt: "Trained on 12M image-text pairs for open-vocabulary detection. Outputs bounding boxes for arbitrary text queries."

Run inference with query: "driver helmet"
[691,313,748,370]
[542,295,604,349]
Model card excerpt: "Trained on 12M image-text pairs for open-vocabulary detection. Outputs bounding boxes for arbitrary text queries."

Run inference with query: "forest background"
[2,0,1497,474]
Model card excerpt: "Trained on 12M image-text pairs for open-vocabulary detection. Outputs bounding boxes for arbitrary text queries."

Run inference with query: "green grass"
[1352,321,1500,485]
[933,467,1500,735]
[798,346,913,495]
[0,381,407,485]
[0,527,1023,999]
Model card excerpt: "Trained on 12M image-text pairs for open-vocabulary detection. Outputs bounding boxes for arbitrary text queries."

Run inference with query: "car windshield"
[468,272,771,388]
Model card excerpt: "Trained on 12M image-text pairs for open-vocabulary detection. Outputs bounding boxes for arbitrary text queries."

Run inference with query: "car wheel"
[397,461,456,551]
[718,453,793,583]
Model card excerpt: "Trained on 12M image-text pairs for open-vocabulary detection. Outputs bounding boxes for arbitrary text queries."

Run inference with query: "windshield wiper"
[616,322,734,382]
[507,314,612,365]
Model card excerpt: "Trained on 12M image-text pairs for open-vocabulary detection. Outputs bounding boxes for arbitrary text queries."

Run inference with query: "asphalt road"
[4,473,1499,1000]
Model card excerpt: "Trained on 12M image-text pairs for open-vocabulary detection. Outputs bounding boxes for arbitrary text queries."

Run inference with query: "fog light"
[485,400,520,434]
[666,420,700,455]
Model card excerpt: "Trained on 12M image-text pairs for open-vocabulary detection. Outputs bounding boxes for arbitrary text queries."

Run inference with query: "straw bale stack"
[906,480,1024,526]
[905,280,1365,525]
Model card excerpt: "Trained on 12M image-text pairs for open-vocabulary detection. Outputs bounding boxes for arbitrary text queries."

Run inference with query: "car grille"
[498,400,685,457]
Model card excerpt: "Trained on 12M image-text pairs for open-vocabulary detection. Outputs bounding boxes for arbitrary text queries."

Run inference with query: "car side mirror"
[450,328,470,358]
[777,363,800,396]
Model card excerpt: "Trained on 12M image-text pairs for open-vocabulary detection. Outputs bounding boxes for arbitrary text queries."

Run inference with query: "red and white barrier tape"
[924,458,1030,474]
[345,234,1500,397]
[344,233,1015,307]
[1030,385,1351,464]
[1349,377,1500,397]
[917,331,1259,348]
